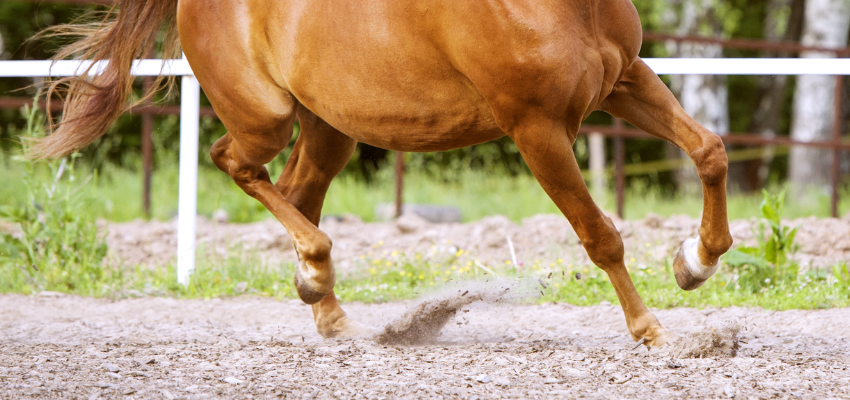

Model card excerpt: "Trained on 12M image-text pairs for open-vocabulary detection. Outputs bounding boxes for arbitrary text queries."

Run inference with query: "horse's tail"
[27,0,180,160]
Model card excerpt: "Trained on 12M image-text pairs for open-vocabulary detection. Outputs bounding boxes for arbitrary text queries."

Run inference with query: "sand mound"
[665,323,741,358]
[373,282,520,346]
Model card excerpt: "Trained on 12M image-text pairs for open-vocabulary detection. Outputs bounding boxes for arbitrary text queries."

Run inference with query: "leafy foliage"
[832,262,849,291]
[722,189,799,291]
[0,103,108,294]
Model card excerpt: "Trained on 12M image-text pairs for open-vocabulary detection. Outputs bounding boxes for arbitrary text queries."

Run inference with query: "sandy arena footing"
[1,294,849,399]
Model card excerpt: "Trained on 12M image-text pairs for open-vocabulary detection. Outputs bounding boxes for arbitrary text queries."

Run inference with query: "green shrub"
[0,103,108,294]
[722,189,799,291]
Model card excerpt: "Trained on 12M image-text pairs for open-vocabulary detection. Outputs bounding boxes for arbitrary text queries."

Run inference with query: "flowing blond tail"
[26,0,180,160]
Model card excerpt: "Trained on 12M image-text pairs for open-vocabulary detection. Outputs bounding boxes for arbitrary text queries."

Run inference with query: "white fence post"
[177,73,200,286]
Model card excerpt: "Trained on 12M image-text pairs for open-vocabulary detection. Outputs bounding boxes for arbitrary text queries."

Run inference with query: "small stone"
[544,377,562,384]
[223,376,243,384]
[234,281,248,294]
[610,374,633,384]
[212,209,229,223]
[102,363,120,373]
[494,377,510,387]
[395,213,430,234]
[106,372,121,379]
[475,374,491,383]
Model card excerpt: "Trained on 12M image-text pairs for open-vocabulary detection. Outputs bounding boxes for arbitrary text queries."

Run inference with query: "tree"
[788,0,850,191]
[662,0,737,191]
[744,0,805,191]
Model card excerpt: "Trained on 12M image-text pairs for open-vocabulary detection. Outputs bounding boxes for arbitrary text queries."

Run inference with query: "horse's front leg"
[273,108,373,339]
[602,58,733,290]
[510,117,673,348]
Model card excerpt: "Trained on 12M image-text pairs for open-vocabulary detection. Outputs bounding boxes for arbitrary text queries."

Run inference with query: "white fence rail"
[0,58,199,286]
[1,57,849,285]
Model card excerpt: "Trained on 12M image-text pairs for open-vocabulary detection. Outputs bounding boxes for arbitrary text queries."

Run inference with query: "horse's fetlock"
[702,233,733,257]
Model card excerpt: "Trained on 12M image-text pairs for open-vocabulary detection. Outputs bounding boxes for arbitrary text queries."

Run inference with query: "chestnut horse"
[33,0,732,347]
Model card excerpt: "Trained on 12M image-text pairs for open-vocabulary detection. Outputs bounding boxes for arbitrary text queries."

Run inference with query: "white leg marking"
[682,236,719,280]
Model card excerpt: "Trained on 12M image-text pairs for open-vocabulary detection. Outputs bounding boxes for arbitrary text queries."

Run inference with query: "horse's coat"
[33,0,733,347]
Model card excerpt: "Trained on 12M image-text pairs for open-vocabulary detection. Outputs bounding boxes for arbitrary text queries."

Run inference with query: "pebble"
[223,376,244,384]
[102,363,120,373]
[475,374,491,384]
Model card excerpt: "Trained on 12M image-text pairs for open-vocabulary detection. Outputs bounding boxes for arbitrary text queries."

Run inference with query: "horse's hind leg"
[602,58,733,290]
[510,118,673,348]
[273,108,371,338]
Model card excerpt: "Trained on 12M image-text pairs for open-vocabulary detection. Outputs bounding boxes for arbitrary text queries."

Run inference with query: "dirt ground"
[2,293,849,399]
[3,214,850,398]
[104,212,850,273]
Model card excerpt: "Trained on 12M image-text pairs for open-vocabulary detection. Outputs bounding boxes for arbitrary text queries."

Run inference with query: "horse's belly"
[337,121,505,153]
[318,108,504,152]
[296,79,502,152]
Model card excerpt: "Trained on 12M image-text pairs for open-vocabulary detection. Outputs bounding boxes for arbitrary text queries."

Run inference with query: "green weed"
[0,103,108,295]
[722,189,800,291]
[832,262,850,293]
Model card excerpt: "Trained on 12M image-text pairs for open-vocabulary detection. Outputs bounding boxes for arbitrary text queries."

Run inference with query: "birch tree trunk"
[788,0,850,190]
[663,0,732,192]
[745,0,805,191]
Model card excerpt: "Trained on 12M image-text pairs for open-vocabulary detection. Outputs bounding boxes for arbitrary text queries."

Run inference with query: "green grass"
[0,148,848,309]
[3,244,847,310]
[1,152,847,223]
[336,247,850,309]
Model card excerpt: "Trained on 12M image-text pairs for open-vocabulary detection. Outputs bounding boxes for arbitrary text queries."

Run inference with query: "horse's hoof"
[637,328,677,349]
[673,248,707,290]
[317,315,375,339]
[294,270,331,305]
[672,237,718,291]
[630,314,676,348]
